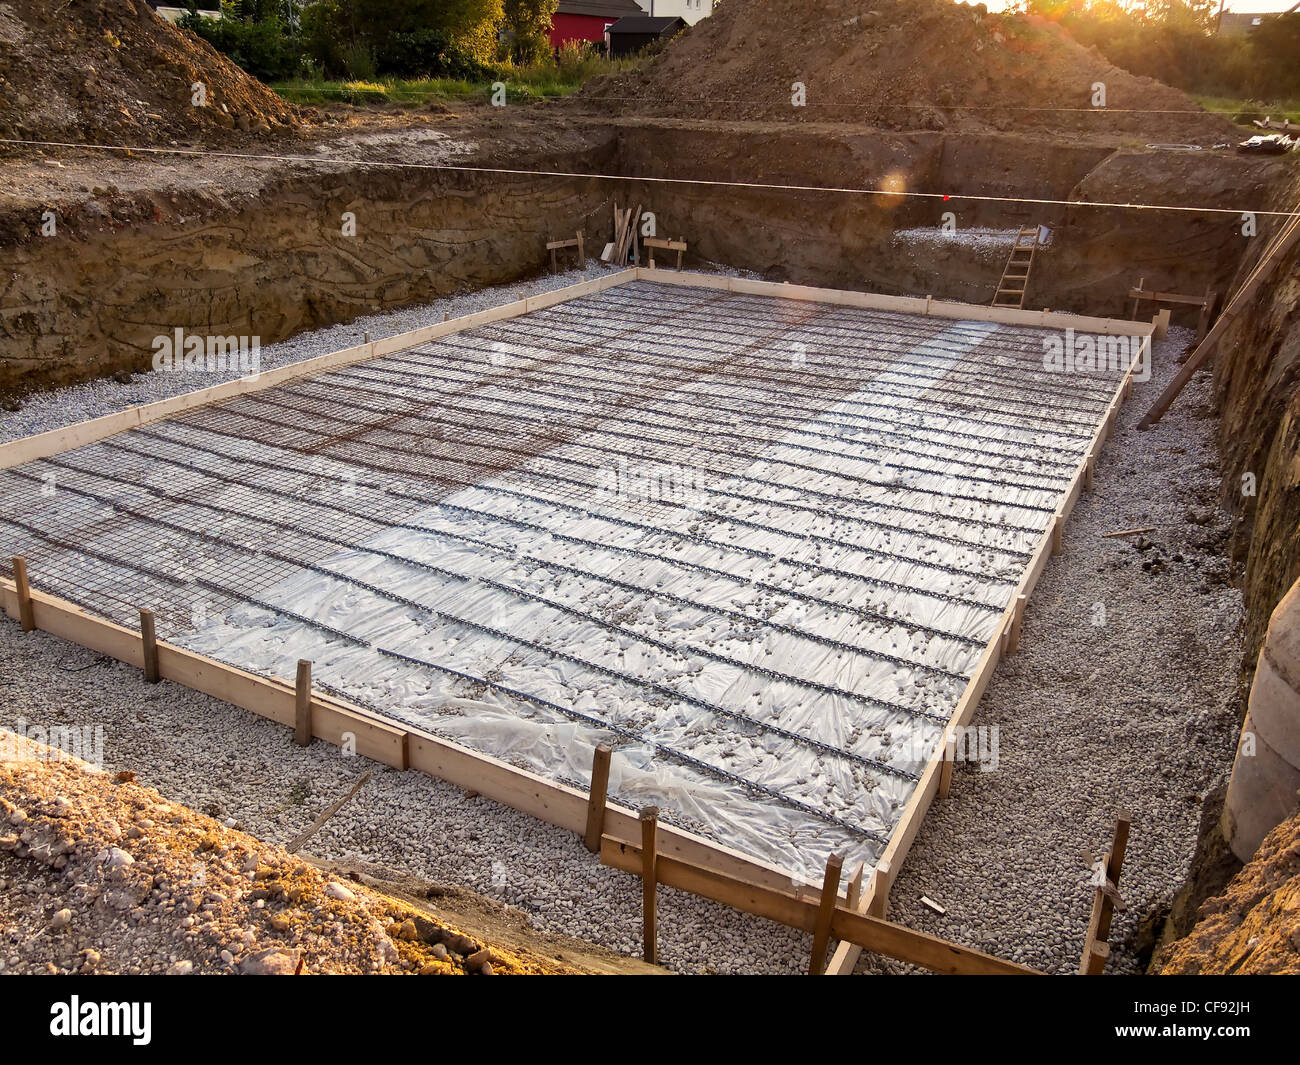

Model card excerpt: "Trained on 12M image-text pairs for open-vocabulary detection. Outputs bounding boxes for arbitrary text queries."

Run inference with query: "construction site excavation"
[1,0,1299,1015]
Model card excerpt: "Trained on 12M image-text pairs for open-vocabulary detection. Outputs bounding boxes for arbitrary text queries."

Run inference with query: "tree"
[503,0,559,63]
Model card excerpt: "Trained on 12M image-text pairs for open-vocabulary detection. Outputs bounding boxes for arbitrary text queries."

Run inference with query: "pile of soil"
[0,732,587,974]
[0,0,304,148]
[1159,807,1300,974]
[582,0,1236,141]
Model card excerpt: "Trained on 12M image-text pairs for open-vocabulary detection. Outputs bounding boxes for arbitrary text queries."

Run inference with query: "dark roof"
[608,16,687,34]
[557,0,647,17]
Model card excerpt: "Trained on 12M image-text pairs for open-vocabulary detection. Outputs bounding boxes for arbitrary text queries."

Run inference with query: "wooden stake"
[576,230,585,267]
[867,859,891,918]
[1081,938,1109,976]
[938,731,956,800]
[641,806,659,964]
[1050,512,1063,556]
[1005,594,1027,656]
[809,852,844,975]
[295,659,313,747]
[139,608,160,684]
[846,861,866,911]
[1079,809,1131,974]
[1083,453,1095,492]
[584,743,612,853]
[11,556,34,632]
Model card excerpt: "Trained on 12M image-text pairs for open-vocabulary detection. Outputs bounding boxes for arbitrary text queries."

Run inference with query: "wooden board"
[599,838,1038,975]
[634,268,1153,337]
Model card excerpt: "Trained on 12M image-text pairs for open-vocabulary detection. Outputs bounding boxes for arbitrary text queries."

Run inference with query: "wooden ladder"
[991,227,1041,309]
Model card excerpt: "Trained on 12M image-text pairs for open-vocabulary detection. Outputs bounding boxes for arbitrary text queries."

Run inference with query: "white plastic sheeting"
[0,281,1126,881]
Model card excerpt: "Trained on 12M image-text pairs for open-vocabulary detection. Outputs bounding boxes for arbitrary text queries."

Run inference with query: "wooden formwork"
[0,269,1155,974]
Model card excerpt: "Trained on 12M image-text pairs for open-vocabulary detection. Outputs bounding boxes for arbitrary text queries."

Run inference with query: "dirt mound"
[0,728,588,974]
[582,0,1236,141]
[1159,807,1300,974]
[0,0,303,147]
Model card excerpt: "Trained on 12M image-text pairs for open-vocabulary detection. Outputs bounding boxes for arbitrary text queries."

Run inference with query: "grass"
[272,53,642,109]
[1194,94,1300,125]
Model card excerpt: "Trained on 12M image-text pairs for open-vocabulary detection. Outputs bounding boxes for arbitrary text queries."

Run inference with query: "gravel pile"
[0,283,1242,974]
[0,733,586,974]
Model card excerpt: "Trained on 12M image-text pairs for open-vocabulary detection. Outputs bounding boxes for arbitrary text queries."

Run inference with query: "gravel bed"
[858,325,1243,974]
[0,288,1242,974]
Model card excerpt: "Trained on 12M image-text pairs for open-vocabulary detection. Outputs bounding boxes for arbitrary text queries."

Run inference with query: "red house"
[549,0,648,50]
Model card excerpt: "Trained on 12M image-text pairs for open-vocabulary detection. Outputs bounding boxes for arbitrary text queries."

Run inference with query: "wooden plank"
[0,270,640,471]
[644,238,688,252]
[641,806,659,964]
[600,838,1037,975]
[11,556,34,632]
[809,853,844,975]
[1139,214,1299,428]
[635,269,1151,337]
[1126,288,1211,306]
[139,608,160,684]
[584,742,613,854]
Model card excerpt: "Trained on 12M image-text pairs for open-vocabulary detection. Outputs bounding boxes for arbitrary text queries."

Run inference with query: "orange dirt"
[1160,808,1300,974]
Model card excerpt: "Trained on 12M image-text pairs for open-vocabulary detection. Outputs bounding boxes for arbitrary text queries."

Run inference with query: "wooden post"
[1005,594,1027,656]
[1050,512,1063,556]
[1079,809,1131,974]
[675,238,683,270]
[809,852,844,975]
[1196,288,1215,342]
[1081,939,1110,976]
[938,731,956,800]
[584,743,612,853]
[1152,308,1170,340]
[11,556,34,632]
[576,230,585,267]
[1083,453,1095,492]
[549,238,558,274]
[295,659,313,747]
[1130,277,1143,320]
[846,861,866,911]
[867,859,891,918]
[139,609,160,684]
[641,806,659,964]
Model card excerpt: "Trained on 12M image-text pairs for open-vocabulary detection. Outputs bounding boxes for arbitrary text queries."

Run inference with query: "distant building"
[639,1,715,26]
[146,2,223,22]
[549,1,649,50]
[1218,5,1299,36]
[607,15,688,56]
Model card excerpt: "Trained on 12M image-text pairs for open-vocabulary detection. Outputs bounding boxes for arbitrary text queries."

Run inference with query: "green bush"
[179,11,303,83]
[376,29,499,79]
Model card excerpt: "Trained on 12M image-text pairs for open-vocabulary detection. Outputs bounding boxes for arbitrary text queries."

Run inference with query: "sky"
[977,1,1294,11]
